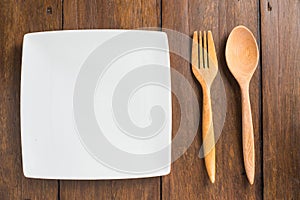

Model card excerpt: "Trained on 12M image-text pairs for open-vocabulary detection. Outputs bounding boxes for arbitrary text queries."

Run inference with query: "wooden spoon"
[225,25,259,185]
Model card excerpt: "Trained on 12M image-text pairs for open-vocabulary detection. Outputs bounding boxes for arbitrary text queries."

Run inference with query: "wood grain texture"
[60,0,161,199]
[162,0,262,199]
[261,0,300,199]
[0,0,299,199]
[63,0,161,29]
[0,0,61,199]
[162,1,202,200]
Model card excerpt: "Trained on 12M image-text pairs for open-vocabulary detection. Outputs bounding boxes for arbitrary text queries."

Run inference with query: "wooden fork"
[192,31,218,183]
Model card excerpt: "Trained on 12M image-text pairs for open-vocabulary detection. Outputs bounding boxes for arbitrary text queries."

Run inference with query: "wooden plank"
[0,0,61,199]
[63,0,160,29]
[162,0,262,199]
[61,0,161,199]
[161,0,200,199]
[261,0,300,199]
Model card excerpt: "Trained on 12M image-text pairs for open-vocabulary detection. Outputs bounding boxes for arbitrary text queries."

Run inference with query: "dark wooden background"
[0,0,299,199]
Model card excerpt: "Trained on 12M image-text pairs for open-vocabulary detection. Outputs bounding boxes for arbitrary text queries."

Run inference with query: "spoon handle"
[202,87,216,183]
[241,85,255,184]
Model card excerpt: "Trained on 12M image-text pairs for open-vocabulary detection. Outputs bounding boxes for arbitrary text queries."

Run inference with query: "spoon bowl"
[225,25,259,185]
[226,26,259,83]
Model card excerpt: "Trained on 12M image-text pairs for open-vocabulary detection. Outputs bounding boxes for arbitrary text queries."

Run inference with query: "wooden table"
[0,0,299,199]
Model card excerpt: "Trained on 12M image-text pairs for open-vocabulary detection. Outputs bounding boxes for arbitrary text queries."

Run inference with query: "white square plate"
[21,30,171,179]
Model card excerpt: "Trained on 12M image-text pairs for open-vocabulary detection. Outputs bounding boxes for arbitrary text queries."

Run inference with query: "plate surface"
[21,30,171,179]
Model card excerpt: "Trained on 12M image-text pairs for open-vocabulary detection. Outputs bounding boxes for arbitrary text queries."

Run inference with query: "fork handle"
[202,87,216,183]
[241,84,255,184]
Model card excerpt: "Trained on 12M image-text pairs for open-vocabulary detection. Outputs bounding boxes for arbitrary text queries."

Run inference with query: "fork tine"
[192,31,199,69]
[199,31,203,69]
[203,31,208,68]
[207,31,218,69]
